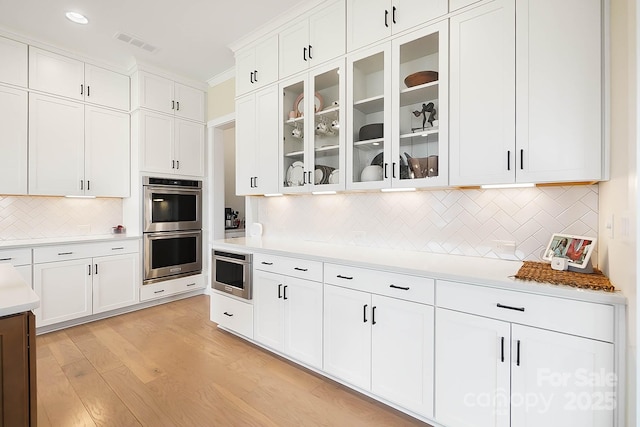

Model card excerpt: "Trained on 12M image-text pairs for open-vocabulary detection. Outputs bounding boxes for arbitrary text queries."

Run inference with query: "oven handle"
[214,255,251,266]
[145,230,202,239]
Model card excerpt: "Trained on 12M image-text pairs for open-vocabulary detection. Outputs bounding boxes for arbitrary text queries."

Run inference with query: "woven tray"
[514,261,615,292]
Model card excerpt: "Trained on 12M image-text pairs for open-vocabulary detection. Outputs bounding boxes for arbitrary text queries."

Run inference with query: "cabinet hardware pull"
[261,261,273,265]
[308,45,313,59]
[223,311,233,317]
[501,337,505,362]
[186,283,196,287]
[283,285,288,300]
[336,274,353,280]
[250,177,254,188]
[392,162,397,179]
[176,160,180,169]
[303,46,308,61]
[172,100,175,110]
[95,264,98,275]
[389,284,409,291]
[0,257,11,261]
[384,162,388,179]
[294,267,308,272]
[254,70,258,82]
[278,284,282,298]
[384,9,389,27]
[80,180,84,190]
[308,171,313,185]
[112,247,124,250]
[58,252,73,256]
[87,180,90,191]
[154,289,165,294]
[363,304,368,322]
[496,303,525,312]
[507,151,511,171]
[392,6,397,24]
[172,160,175,169]
[80,84,84,95]
[372,306,377,325]
[87,85,90,97]
[516,340,521,366]
[88,265,91,275]
[520,149,524,170]
[254,176,258,187]
[250,71,254,83]
[176,101,180,111]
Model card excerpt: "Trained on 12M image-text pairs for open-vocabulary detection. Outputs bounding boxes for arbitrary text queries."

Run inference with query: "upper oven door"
[144,185,202,232]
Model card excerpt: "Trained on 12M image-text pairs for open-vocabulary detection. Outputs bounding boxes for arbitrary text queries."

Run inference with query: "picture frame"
[542,233,596,269]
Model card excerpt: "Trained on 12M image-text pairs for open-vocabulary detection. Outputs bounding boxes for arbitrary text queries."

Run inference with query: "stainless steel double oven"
[143,177,202,284]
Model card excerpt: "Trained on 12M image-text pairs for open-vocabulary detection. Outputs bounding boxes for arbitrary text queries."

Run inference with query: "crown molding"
[129,62,209,91]
[207,67,235,87]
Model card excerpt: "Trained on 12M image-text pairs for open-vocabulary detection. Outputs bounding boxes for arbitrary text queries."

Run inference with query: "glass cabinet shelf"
[400,81,439,107]
[316,106,340,116]
[353,95,384,114]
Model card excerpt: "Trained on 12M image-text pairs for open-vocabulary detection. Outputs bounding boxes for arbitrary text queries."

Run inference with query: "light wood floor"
[36,295,432,427]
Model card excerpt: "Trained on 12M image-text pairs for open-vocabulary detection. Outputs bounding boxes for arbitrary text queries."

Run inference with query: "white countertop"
[0,264,39,317]
[213,237,626,305]
[0,234,141,249]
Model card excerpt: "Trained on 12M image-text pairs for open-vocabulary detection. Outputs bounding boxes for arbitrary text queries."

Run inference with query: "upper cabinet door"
[29,93,85,196]
[279,20,309,78]
[0,86,27,195]
[237,35,279,97]
[0,36,27,87]
[390,0,447,34]
[174,83,205,122]
[29,47,85,101]
[308,0,346,67]
[515,0,602,183]
[174,119,205,176]
[140,109,174,174]
[137,72,175,115]
[84,64,130,111]
[84,106,130,197]
[347,0,391,52]
[449,0,515,186]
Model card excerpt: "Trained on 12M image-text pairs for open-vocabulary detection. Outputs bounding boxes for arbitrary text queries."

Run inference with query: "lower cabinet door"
[435,308,511,427]
[253,270,285,351]
[283,277,323,369]
[211,292,254,338]
[371,295,434,417]
[34,259,93,327]
[510,324,615,427]
[323,284,371,390]
[92,253,139,314]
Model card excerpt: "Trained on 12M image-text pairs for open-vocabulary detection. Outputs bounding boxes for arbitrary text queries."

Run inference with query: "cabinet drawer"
[34,240,139,263]
[211,292,253,338]
[254,253,323,282]
[324,263,434,305]
[90,240,139,257]
[436,280,614,342]
[0,248,31,266]
[140,274,204,302]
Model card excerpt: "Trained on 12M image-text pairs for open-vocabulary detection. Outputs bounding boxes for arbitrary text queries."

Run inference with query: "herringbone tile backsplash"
[257,185,599,262]
[0,196,122,240]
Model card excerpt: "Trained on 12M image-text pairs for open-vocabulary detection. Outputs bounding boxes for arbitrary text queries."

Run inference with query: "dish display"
[286,161,305,186]
[359,123,383,141]
[314,165,335,184]
[404,71,439,88]
[328,169,339,184]
[361,165,383,182]
[294,92,324,117]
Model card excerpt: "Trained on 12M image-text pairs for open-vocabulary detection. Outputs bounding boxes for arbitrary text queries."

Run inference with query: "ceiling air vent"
[114,32,158,54]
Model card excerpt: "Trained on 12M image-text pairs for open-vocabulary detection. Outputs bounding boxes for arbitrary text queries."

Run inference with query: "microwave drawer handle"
[261,262,273,265]
[294,267,308,272]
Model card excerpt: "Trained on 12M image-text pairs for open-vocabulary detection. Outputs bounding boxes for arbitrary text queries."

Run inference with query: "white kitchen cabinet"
[133,71,205,122]
[29,93,130,197]
[92,253,139,314]
[346,0,447,52]
[0,36,27,87]
[235,35,279,97]
[29,47,129,110]
[280,60,346,194]
[435,280,615,427]
[449,0,516,186]
[0,86,28,195]
[450,0,603,186]
[33,240,140,327]
[139,273,205,302]
[515,0,602,183]
[236,85,279,195]
[279,0,345,79]
[347,21,448,190]
[139,109,205,177]
[0,248,32,288]
[211,292,254,338]
[253,263,323,369]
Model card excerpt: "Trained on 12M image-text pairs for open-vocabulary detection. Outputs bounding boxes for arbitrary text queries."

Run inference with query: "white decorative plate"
[286,161,305,186]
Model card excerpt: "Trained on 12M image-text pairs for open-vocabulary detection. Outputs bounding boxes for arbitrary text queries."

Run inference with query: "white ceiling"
[0,0,308,84]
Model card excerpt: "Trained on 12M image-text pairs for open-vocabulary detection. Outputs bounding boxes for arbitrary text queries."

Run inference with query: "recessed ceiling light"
[66,12,89,25]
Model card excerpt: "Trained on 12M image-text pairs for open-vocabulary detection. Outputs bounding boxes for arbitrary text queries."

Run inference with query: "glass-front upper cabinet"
[392,21,448,189]
[346,21,448,190]
[280,60,345,193]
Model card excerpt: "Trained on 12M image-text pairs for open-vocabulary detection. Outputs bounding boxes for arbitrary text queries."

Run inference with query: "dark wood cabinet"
[0,311,36,427]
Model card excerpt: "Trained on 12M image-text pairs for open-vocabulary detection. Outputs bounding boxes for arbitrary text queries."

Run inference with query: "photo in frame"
[542,233,596,270]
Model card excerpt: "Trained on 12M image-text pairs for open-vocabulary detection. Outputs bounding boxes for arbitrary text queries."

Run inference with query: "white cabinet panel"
[92,253,139,314]
[85,106,130,197]
[174,83,205,122]
[29,47,85,101]
[136,72,174,115]
[279,20,309,78]
[253,270,284,350]
[347,0,390,52]
[174,118,205,176]
[235,94,257,195]
[211,292,254,338]
[84,64,130,111]
[283,277,323,368]
[140,109,174,173]
[0,36,27,87]
[0,86,27,194]
[28,93,85,196]
[390,0,447,34]
[236,35,279,96]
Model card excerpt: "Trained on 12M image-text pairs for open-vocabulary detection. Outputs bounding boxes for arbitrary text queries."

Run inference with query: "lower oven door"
[144,230,202,283]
